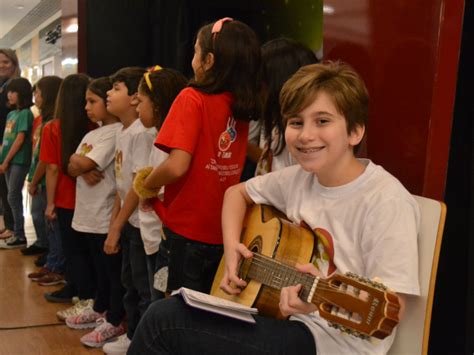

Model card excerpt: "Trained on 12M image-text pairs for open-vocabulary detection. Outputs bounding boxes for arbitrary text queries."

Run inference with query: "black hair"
[109,67,146,95]
[139,68,188,130]
[88,77,112,103]
[189,19,261,122]
[261,38,318,155]
[54,73,90,173]
[6,77,33,109]
[36,76,62,123]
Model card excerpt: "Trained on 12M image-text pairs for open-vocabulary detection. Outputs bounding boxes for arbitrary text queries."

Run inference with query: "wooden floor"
[0,216,102,355]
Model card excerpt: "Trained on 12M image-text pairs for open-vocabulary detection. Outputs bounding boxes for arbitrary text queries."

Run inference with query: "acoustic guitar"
[211,204,400,340]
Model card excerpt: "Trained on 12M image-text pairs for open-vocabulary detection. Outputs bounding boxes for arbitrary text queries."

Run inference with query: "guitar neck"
[242,253,319,303]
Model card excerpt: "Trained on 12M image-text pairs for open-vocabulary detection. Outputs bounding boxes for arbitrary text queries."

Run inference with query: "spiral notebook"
[172,287,258,323]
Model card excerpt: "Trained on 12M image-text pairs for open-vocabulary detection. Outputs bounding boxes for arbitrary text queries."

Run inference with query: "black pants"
[163,226,223,294]
[129,297,317,355]
[86,233,125,326]
[121,223,151,338]
[56,207,96,300]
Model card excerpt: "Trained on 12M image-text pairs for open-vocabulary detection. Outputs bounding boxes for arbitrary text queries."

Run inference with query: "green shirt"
[0,108,33,166]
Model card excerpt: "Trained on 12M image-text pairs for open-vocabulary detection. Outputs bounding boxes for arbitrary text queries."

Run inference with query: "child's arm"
[45,163,59,220]
[0,132,25,173]
[104,185,139,255]
[143,148,192,190]
[28,161,46,195]
[219,182,255,295]
[67,154,98,177]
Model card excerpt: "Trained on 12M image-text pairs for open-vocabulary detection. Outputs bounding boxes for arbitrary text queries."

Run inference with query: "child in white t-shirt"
[101,67,154,354]
[132,66,187,301]
[129,62,420,355]
[65,77,125,348]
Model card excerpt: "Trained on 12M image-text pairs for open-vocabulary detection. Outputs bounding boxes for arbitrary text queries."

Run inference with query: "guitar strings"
[247,256,364,298]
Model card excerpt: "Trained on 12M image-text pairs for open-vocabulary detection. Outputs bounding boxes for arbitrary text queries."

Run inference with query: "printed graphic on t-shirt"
[5,120,15,134]
[115,150,123,179]
[218,117,237,154]
[79,143,93,156]
[311,227,337,276]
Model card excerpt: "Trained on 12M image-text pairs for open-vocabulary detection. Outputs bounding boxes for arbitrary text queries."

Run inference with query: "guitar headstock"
[312,272,400,340]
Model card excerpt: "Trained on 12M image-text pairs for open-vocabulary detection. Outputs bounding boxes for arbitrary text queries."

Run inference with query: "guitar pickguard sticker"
[311,227,337,276]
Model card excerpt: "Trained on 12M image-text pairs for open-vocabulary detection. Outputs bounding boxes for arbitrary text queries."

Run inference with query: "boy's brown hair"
[280,61,369,151]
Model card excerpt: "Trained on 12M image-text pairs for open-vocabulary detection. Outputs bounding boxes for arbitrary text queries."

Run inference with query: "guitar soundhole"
[248,236,262,254]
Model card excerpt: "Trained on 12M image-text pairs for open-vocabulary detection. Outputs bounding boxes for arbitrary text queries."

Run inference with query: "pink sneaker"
[65,308,104,329]
[80,318,125,348]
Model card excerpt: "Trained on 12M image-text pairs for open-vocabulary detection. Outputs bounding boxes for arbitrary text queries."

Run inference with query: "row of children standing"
[1,18,319,353]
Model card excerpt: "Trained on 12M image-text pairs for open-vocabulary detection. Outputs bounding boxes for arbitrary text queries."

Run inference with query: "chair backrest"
[388,195,446,355]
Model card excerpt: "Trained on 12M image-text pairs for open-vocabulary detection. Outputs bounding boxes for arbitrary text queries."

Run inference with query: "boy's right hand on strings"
[82,169,104,186]
[220,243,253,295]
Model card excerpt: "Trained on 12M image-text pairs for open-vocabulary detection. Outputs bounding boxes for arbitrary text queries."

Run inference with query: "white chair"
[388,195,447,355]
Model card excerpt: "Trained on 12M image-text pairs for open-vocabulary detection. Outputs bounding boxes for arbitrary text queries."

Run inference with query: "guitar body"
[211,204,316,318]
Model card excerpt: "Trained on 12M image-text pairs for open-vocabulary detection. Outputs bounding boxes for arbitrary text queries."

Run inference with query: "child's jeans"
[121,222,151,339]
[5,164,29,239]
[46,219,65,274]
[30,187,48,248]
[162,226,223,294]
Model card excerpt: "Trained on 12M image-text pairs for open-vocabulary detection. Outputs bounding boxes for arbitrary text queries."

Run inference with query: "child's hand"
[219,243,253,295]
[82,169,104,186]
[279,284,318,317]
[104,227,121,254]
[139,198,153,212]
[28,182,38,196]
[45,203,57,220]
[278,263,323,317]
[0,162,8,174]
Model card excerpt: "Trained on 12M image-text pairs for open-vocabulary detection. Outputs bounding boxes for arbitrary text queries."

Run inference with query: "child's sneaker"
[37,272,66,286]
[28,267,50,281]
[80,318,125,348]
[3,236,27,249]
[56,299,93,321]
[65,308,104,329]
[103,333,132,354]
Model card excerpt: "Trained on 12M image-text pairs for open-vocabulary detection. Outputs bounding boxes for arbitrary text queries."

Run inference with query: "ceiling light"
[16,4,25,9]
[66,24,78,33]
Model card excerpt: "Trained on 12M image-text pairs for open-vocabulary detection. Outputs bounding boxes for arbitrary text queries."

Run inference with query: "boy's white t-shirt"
[245,159,420,355]
[72,122,122,234]
[115,119,156,228]
[138,137,168,255]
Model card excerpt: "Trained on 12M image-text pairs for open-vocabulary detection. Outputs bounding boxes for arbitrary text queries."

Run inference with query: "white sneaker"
[102,333,131,354]
[56,299,94,321]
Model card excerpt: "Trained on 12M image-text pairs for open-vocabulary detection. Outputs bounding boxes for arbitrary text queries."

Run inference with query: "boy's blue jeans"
[128,297,317,355]
[5,164,29,240]
[121,222,151,339]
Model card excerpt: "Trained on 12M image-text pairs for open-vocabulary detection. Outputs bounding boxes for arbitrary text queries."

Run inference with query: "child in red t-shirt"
[41,74,96,309]
[141,18,261,294]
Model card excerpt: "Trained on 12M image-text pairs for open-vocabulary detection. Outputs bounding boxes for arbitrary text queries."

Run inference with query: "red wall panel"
[323,0,463,199]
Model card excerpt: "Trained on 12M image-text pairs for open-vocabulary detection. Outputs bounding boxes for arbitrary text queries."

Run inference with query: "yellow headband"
[144,65,163,91]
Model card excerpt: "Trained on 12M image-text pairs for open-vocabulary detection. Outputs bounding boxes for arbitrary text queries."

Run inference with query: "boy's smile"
[285,91,365,186]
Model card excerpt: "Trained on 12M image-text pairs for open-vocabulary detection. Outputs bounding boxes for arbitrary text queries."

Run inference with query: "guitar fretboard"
[243,253,318,301]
